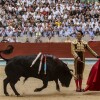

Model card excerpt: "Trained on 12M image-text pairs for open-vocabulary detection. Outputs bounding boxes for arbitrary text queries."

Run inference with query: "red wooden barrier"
[0,42,100,59]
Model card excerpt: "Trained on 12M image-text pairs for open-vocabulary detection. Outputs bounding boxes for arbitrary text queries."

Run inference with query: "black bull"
[0,45,72,96]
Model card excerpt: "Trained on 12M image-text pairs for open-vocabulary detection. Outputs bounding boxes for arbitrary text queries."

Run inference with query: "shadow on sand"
[83,91,100,96]
[1,91,80,98]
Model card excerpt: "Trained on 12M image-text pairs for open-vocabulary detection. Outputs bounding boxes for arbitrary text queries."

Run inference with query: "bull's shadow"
[0,92,74,98]
[22,92,74,97]
[5,91,76,97]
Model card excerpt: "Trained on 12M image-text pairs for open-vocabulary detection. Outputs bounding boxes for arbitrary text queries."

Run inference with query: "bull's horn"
[70,71,77,79]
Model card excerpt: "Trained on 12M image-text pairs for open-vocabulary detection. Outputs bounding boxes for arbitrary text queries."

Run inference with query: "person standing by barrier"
[71,31,99,92]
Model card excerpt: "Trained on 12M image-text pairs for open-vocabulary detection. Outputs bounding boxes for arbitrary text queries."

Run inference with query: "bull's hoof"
[16,93,20,96]
[34,88,41,92]
[5,93,9,96]
[56,86,60,92]
[57,88,60,92]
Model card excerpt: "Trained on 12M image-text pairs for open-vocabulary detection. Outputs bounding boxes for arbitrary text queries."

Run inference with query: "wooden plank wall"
[0,41,100,59]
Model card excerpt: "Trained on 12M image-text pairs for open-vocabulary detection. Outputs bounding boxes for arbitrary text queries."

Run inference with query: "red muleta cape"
[85,59,100,91]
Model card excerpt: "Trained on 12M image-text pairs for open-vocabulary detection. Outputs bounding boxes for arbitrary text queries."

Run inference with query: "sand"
[0,64,100,100]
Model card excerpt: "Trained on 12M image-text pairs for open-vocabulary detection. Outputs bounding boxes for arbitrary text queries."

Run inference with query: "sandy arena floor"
[0,64,100,100]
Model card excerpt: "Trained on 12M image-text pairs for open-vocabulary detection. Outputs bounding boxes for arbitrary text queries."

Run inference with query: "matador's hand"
[77,57,81,61]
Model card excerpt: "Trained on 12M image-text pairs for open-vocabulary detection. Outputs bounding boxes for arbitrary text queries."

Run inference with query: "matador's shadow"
[83,91,100,96]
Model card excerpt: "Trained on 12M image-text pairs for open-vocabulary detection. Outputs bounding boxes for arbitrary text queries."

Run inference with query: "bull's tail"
[0,45,14,62]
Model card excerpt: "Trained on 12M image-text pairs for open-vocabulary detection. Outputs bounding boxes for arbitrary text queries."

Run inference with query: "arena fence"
[0,42,100,58]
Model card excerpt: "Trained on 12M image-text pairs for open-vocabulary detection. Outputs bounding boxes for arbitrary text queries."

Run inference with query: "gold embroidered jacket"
[71,39,98,59]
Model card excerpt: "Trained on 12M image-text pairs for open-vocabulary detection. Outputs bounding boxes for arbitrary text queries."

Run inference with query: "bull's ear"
[70,69,73,72]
